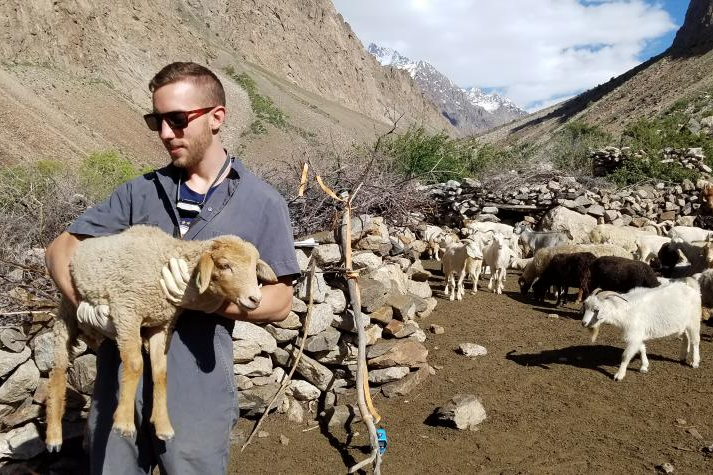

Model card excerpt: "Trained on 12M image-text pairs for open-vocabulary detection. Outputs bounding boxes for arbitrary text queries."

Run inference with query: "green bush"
[225,70,286,133]
[79,150,144,202]
[378,126,532,183]
[550,120,611,172]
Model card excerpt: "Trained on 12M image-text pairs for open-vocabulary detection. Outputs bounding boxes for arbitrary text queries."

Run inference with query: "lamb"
[441,239,484,300]
[531,252,596,306]
[581,283,701,381]
[483,232,512,294]
[45,225,277,451]
[514,222,570,257]
[582,255,659,299]
[666,235,713,275]
[694,269,713,320]
[518,243,631,295]
[418,224,445,260]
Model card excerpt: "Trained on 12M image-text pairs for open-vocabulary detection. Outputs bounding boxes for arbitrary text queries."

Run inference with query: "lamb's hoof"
[156,429,175,441]
[612,373,625,381]
[46,441,62,453]
[639,367,648,374]
[691,361,699,368]
[448,295,455,301]
[112,423,137,439]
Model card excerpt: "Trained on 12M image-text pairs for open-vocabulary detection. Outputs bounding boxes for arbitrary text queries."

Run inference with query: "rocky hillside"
[479,0,713,147]
[0,0,452,168]
[368,43,526,134]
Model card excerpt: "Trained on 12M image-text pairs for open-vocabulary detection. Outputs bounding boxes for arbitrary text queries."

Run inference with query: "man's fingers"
[161,266,183,301]
[177,258,191,283]
[169,258,188,291]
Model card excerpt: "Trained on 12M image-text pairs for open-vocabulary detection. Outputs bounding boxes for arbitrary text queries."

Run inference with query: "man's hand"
[160,257,225,313]
[76,301,117,338]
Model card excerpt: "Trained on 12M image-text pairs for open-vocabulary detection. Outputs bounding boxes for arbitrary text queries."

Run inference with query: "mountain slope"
[368,43,526,134]
[479,0,713,146]
[0,0,452,168]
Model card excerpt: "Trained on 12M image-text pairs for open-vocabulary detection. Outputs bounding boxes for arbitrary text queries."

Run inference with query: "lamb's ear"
[196,252,214,294]
[256,259,278,284]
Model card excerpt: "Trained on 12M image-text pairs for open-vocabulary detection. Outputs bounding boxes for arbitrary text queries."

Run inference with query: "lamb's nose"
[249,294,262,305]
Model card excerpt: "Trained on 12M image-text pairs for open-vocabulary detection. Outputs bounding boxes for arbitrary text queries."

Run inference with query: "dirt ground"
[232,264,713,475]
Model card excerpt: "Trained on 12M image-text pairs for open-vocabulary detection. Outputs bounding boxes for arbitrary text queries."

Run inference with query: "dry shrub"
[253,144,434,238]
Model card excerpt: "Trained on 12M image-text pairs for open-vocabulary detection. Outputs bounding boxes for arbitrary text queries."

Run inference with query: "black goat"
[532,252,596,306]
[582,256,659,299]
[657,242,682,277]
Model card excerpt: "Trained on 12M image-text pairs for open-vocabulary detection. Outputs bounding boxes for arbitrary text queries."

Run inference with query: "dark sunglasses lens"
[144,114,161,131]
[164,112,188,129]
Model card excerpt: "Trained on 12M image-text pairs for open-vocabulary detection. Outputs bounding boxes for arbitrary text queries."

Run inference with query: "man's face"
[151,80,214,169]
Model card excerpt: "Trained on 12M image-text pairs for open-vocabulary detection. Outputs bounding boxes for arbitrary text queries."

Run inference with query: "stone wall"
[0,216,437,467]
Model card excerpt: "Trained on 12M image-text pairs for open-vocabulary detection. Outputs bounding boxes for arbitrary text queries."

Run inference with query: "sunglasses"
[143,106,217,131]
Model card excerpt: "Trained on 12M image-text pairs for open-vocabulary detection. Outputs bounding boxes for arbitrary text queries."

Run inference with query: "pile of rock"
[591,146,712,177]
[0,215,438,465]
[426,175,712,226]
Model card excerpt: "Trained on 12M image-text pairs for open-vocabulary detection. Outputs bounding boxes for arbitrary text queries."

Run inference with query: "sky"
[332,0,690,112]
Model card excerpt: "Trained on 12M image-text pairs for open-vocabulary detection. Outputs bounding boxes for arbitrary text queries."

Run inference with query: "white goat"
[581,283,701,381]
[635,235,671,263]
[441,239,483,300]
[668,225,713,243]
[463,220,514,238]
[484,233,512,294]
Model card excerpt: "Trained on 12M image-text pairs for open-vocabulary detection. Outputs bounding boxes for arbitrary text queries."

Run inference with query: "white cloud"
[333,0,676,111]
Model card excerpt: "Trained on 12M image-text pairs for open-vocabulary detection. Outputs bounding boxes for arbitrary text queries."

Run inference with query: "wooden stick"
[240,259,316,452]
[342,203,382,475]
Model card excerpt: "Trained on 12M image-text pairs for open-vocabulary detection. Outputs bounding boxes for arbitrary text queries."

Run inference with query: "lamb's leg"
[613,344,638,381]
[471,261,482,294]
[147,327,174,441]
[679,334,690,364]
[639,343,649,373]
[46,299,78,452]
[113,319,143,438]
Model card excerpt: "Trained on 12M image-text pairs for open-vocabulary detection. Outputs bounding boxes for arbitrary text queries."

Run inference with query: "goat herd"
[420,219,713,381]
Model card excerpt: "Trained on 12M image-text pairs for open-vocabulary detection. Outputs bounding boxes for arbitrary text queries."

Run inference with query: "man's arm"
[218,276,293,323]
[45,231,86,307]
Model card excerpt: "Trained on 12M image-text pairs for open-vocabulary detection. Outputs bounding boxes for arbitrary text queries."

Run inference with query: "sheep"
[656,241,686,277]
[45,225,277,452]
[667,225,713,243]
[531,252,596,306]
[581,283,701,381]
[588,224,657,255]
[441,238,484,300]
[635,234,672,263]
[514,222,570,257]
[582,256,659,300]
[483,232,512,294]
[518,243,631,295]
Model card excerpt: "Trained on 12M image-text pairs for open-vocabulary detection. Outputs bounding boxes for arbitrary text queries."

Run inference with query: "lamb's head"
[491,232,506,250]
[196,236,278,310]
[581,289,628,341]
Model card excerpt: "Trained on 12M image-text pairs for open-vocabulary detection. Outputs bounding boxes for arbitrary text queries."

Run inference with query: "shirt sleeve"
[255,194,300,279]
[66,181,132,237]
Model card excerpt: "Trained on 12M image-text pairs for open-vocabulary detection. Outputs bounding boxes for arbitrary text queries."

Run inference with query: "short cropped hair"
[148,62,226,106]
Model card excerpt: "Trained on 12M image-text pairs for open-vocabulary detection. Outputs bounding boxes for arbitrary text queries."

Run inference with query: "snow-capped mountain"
[368,43,526,133]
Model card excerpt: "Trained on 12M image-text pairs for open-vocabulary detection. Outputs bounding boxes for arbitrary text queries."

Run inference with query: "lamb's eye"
[217,261,232,271]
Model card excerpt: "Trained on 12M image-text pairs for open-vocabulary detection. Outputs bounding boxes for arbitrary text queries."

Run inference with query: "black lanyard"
[175,155,232,211]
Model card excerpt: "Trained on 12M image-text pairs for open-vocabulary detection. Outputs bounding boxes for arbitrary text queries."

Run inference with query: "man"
[45,62,299,474]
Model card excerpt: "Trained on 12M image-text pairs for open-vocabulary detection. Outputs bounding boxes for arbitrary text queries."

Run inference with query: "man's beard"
[171,124,212,169]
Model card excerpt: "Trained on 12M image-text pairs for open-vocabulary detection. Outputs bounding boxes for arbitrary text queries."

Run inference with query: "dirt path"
[233,265,713,474]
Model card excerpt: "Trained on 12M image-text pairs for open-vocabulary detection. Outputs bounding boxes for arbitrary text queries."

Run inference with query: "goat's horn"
[597,290,628,303]
[591,288,603,296]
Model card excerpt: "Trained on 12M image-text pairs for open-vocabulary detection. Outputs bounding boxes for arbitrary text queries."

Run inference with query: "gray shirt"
[68,156,300,279]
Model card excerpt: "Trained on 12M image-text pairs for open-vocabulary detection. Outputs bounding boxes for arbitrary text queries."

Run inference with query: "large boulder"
[366,340,428,369]
[433,394,487,431]
[540,206,596,243]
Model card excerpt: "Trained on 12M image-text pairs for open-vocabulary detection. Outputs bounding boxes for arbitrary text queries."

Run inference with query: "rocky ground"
[232,262,713,474]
